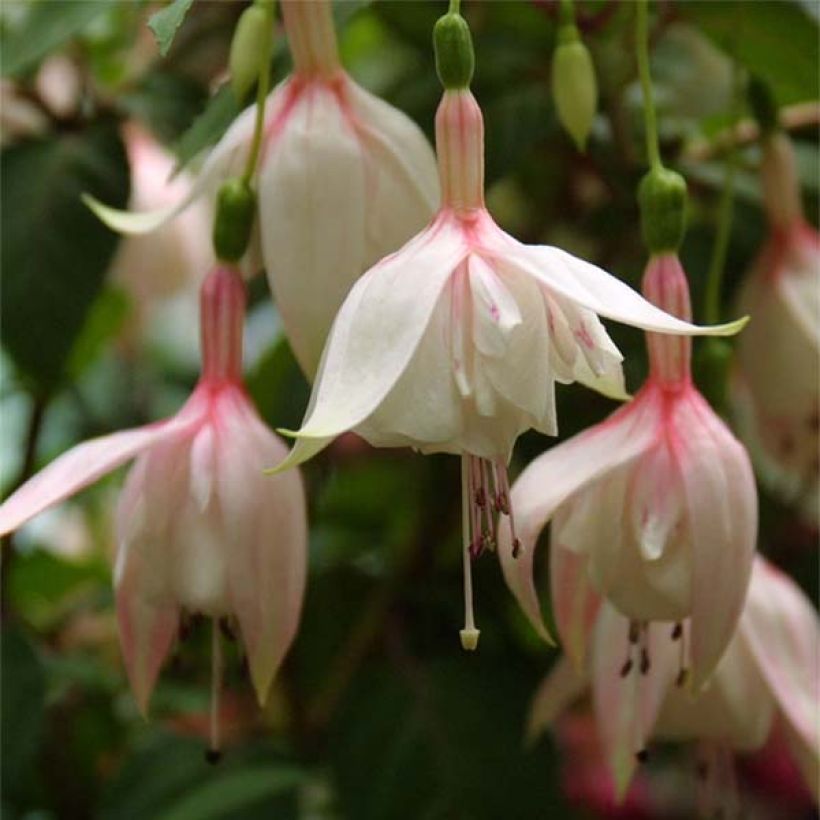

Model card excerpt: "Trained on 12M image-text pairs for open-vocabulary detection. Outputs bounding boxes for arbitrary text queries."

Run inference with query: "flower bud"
[434,12,474,90]
[551,24,597,152]
[638,167,688,254]
[229,2,275,102]
[213,178,256,263]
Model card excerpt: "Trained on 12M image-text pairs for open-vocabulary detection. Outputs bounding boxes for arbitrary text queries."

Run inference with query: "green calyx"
[747,76,779,137]
[638,166,688,254]
[434,12,474,90]
[213,178,257,263]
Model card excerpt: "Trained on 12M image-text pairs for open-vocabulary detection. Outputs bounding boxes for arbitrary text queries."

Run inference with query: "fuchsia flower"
[275,83,744,649]
[526,556,819,810]
[501,253,757,687]
[89,0,439,378]
[0,267,307,729]
[734,132,820,522]
[110,123,213,311]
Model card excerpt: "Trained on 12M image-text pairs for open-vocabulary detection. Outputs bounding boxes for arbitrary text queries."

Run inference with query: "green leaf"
[173,84,240,172]
[680,0,819,104]
[1,120,130,394]
[148,0,196,58]
[1,1,109,77]
[1,626,46,797]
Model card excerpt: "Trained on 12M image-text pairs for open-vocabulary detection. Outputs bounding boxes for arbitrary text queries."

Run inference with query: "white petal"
[216,391,308,705]
[469,254,522,358]
[502,238,747,337]
[675,390,757,690]
[259,83,367,378]
[272,216,468,472]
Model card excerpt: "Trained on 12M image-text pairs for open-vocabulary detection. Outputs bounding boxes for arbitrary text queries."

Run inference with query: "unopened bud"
[229,2,275,102]
[434,12,474,90]
[213,178,256,262]
[638,167,688,254]
[552,24,597,151]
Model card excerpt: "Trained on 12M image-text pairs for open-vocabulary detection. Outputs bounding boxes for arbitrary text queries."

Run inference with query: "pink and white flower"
[275,87,745,650]
[500,253,757,687]
[733,132,820,522]
[526,556,819,810]
[89,0,439,378]
[0,267,307,728]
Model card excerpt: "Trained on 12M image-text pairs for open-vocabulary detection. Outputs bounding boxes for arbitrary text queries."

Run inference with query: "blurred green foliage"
[0,1,818,818]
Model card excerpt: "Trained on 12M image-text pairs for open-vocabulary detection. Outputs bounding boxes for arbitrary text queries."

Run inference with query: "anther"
[671,622,683,641]
[495,491,510,515]
[640,648,651,675]
[205,748,223,765]
[636,748,649,764]
[469,537,483,559]
[511,537,522,559]
[619,658,633,678]
[474,486,487,508]
[676,668,688,688]
[482,531,495,553]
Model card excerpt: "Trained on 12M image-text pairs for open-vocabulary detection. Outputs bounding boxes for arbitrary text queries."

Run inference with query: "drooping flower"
[500,253,757,687]
[111,124,213,326]
[88,0,439,378]
[526,556,819,811]
[0,267,307,742]
[274,15,746,650]
[733,131,820,523]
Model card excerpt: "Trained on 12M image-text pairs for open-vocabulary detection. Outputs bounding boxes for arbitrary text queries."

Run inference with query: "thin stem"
[635,0,661,170]
[704,65,743,325]
[242,13,274,183]
[448,0,461,14]
[559,0,574,25]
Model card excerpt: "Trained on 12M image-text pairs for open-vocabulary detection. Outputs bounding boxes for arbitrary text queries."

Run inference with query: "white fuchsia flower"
[500,253,757,688]
[111,124,213,314]
[274,26,745,650]
[0,268,307,743]
[733,132,820,522]
[88,0,439,378]
[527,556,819,812]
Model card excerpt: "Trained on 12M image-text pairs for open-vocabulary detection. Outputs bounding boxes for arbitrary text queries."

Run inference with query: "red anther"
[619,658,633,678]
[469,537,483,559]
[636,748,649,764]
[474,486,487,508]
[495,492,510,515]
[511,538,522,558]
[640,649,651,675]
[675,668,688,687]
[671,622,683,640]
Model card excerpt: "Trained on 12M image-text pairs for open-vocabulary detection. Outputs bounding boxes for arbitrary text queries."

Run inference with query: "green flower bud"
[229,3,274,102]
[694,337,733,415]
[552,24,598,152]
[638,167,688,254]
[747,75,779,137]
[213,178,256,263]
[434,12,474,90]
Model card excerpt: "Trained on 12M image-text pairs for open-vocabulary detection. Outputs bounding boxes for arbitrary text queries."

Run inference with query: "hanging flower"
[87,0,439,378]
[273,13,746,651]
[111,124,214,351]
[0,267,307,744]
[526,556,819,811]
[500,253,757,688]
[733,131,820,523]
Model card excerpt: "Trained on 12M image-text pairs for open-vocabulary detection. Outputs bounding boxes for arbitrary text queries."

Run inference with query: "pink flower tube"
[0,268,307,744]
[500,253,757,689]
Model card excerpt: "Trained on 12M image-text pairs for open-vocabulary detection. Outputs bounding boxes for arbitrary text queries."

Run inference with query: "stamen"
[628,620,640,644]
[671,622,683,640]
[619,658,633,678]
[207,618,224,764]
[460,457,480,651]
[495,461,521,557]
[640,648,651,675]
[676,668,689,687]
[636,748,649,764]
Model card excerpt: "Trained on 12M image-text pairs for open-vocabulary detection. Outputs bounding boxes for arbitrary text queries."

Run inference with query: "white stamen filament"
[460,456,480,651]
